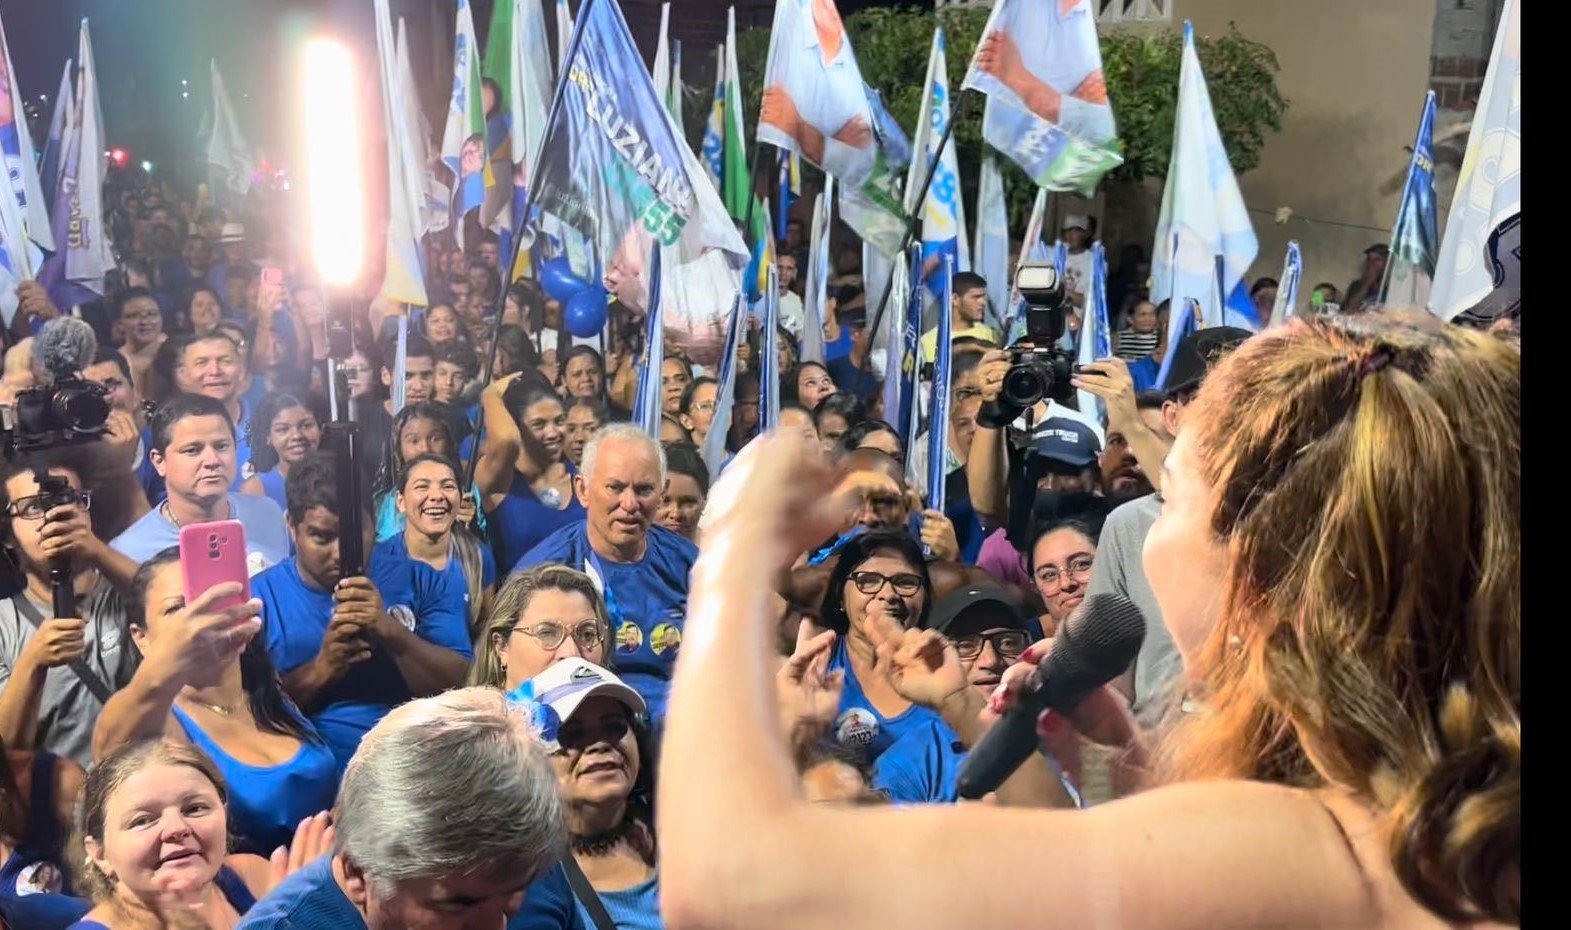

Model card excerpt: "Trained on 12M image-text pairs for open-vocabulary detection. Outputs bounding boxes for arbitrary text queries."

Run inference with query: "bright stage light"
[303,38,363,286]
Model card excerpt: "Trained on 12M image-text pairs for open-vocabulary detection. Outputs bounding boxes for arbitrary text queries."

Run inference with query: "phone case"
[178,520,252,614]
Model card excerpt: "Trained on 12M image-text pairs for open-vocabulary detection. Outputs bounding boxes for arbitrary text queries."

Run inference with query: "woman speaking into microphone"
[659,313,1519,929]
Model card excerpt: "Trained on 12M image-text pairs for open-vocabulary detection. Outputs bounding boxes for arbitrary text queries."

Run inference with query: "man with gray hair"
[511,423,698,726]
[237,687,585,929]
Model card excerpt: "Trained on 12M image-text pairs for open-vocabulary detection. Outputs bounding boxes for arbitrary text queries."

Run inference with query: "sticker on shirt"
[14,860,65,895]
[240,461,256,481]
[649,622,682,658]
[246,551,271,577]
[615,621,644,655]
[834,707,880,750]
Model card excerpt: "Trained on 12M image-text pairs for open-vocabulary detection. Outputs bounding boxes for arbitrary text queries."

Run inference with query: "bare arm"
[476,374,524,509]
[90,646,186,761]
[371,616,470,698]
[660,434,1379,930]
[967,351,1013,527]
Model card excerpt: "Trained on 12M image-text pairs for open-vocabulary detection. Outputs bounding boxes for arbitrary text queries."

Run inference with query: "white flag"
[208,61,255,199]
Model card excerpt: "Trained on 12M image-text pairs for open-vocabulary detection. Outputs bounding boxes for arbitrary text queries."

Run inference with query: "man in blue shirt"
[512,424,697,725]
[256,452,471,773]
[110,393,290,573]
[237,688,585,930]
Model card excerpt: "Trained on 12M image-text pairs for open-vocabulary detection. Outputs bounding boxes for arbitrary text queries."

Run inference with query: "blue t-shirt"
[513,523,697,724]
[236,858,586,930]
[254,470,288,513]
[135,426,165,504]
[373,532,497,619]
[489,466,587,572]
[825,638,956,762]
[255,553,471,774]
[872,719,965,804]
[110,493,290,574]
[574,870,662,930]
[825,354,880,401]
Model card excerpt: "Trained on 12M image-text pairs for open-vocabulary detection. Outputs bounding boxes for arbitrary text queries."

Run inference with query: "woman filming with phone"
[89,539,337,858]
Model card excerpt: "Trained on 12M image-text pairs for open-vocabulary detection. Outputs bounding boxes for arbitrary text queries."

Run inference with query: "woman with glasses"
[1028,517,1099,637]
[0,463,136,770]
[468,565,611,691]
[808,532,937,766]
[675,377,718,448]
[530,658,662,930]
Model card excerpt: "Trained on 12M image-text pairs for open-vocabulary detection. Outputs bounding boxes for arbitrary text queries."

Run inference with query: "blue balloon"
[563,286,609,338]
[540,256,591,303]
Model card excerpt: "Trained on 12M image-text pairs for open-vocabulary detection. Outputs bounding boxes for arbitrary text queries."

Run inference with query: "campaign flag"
[441,0,486,246]
[667,40,684,126]
[963,0,1122,194]
[207,61,254,204]
[1270,240,1302,326]
[719,9,773,302]
[865,84,912,173]
[975,150,1010,330]
[890,243,923,469]
[907,28,971,296]
[530,0,748,365]
[800,184,830,364]
[633,245,665,437]
[1002,185,1049,336]
[652,3,672,106]
[757,0,877,186]
[700,43,726,188]
[1150,22,1259,330]
[40,60,73,212]
[39,20,113,309]
[0,16,52,258]
[1075,243,1113,420]
[702,294,747,480]
[1431,0,1518,324]
[374,0,430,306]
[555,0,574,77]
[485,0,552,270]
[397,19,452,239]
[392,314,410,412]
[1380,91,1438,310]
[925,255,956,520]
[759,265,782,432]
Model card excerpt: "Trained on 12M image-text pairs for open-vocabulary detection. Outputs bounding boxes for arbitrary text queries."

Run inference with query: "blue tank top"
[0,753,90,930]
[64,866,255,929]
[170,706,339,855]
[825,638,954,761]
[489,464,586,572]
[255,469,288,512]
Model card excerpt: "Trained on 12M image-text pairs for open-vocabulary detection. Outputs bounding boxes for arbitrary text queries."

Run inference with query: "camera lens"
[52,382,110,433]
[1002,362,1048,409]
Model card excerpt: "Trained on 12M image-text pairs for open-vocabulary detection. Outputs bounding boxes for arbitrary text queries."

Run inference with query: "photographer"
[0,462,136,769]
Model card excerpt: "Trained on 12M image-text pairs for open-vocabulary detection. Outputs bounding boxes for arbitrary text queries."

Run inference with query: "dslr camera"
[2,377,110,455]
[1002,260,1075,408]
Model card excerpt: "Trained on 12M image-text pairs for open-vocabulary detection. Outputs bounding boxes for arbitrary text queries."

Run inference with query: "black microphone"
[956,593,1145,800]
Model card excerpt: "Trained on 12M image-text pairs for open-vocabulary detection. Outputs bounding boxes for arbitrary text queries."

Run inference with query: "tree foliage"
[726,9,1288,230]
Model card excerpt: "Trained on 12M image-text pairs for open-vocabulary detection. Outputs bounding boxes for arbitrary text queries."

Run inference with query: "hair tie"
[1356,345,1395,379]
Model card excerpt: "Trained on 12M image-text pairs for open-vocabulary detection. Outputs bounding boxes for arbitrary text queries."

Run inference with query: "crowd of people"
[0,148,1519,930]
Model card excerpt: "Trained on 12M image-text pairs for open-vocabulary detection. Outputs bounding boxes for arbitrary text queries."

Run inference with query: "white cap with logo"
[527,657,647,724]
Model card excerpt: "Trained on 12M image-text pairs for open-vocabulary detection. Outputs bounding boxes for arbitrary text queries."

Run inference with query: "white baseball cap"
[528,658,646,724]
[1061,213,1092,232]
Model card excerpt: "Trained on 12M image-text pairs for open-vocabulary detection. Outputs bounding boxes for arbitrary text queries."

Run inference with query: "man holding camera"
[0,461,137,768]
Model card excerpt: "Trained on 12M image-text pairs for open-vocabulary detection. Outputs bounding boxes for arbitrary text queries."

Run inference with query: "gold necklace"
[182,694,239,718]
[163,497,231,529]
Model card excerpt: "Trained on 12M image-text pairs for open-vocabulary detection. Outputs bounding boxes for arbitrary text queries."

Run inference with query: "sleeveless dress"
[170,706,338,855]
[0,753,90,930]
[489,464,586,572]
[255,469,288,512]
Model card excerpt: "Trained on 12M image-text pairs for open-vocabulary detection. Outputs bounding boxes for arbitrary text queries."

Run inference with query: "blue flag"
[632,244,665,437]
[925,255,955,522]
[865,84,912,172]
[1271,240,1302,325]
[894,243,924,471]
[702,294,747,480]
[1155,298,1201,390]
[1075,243,1112,419]
[1380,91,1438,309]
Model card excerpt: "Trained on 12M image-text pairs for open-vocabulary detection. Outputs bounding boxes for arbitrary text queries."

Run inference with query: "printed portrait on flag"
[602,223,740,367]
[965,0,1121,193]
[758,0,876,185]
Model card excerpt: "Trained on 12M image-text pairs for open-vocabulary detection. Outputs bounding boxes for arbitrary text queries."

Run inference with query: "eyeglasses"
[6,491,91,521]
[849,570,923,597]
[950,630,1030,661]
[1034,555,1094,594]
[510,619,605,652]
[692,401,717,413]
[555,715,631,755]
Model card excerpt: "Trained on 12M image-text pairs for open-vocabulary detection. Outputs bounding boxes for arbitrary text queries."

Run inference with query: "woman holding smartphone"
[89,548,337,857]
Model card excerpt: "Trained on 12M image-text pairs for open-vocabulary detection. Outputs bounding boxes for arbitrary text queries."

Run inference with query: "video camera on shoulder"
[1,317,111,456]
[1003,260,1075,408]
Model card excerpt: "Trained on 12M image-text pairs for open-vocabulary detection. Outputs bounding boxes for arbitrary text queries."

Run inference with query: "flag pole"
[859,105,959,381]
[464,0,600,489]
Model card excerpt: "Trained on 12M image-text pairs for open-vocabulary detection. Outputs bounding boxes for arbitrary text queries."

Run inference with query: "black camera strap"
[561,855,617,930]
[10,593,115,705]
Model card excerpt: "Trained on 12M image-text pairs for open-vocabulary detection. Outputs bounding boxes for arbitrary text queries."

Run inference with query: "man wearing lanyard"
[511,424,698,726]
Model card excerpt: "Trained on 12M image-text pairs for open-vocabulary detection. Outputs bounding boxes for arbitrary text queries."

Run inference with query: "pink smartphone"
[178,520,252,613]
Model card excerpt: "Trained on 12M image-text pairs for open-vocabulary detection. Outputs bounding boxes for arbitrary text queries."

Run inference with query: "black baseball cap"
[1364,243,1390,256]
[927,585,1031,635]
[1163,326,1252,397]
